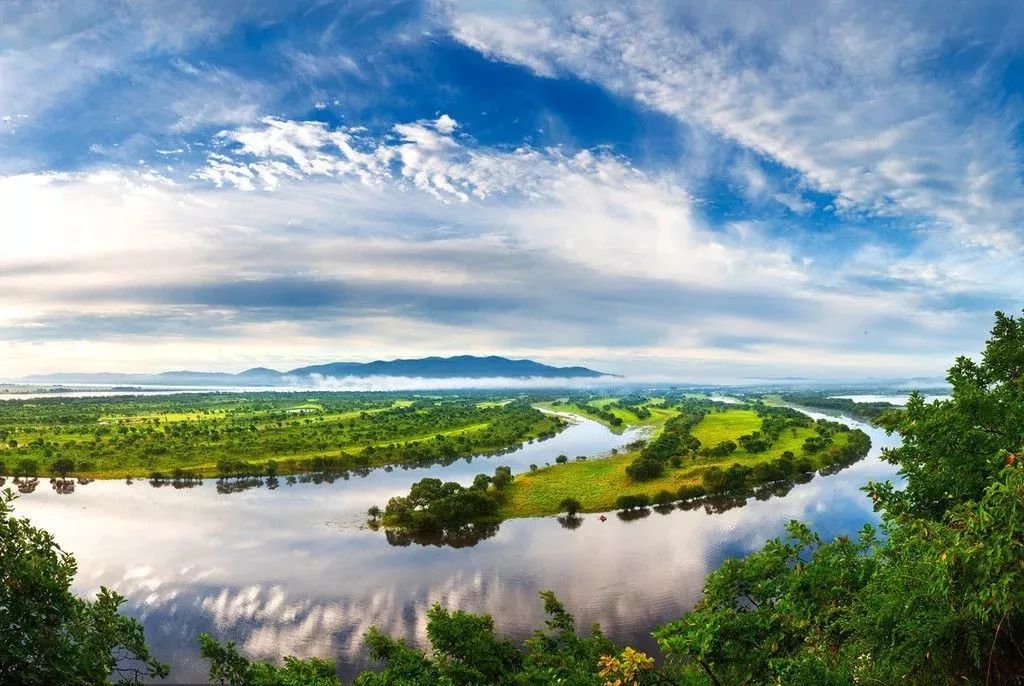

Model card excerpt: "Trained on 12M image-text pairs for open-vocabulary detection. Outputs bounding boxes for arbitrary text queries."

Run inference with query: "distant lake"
[829,393,951,404]
[9,410,899,683]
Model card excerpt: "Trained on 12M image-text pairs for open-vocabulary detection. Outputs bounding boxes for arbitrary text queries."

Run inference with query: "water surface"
[10,411,899,682]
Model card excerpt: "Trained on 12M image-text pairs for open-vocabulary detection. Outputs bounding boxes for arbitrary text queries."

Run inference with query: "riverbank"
[534,397,675,432]
[0,393,567,480]
[498,407,864,517]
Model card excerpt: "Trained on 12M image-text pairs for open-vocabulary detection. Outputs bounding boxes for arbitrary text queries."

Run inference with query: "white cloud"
[0,111,1002,381]
[444,0,1024,250]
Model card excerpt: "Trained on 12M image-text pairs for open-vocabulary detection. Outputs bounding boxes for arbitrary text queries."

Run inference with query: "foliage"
[0,392,564,479]
[615,493,650,510]
[0,488,167,685]
[625,402,708,481]
[199,634,339,686]
[655,310,1024,685]
[559,497,582,516]
[381,465,514,532]
[870,310,1024,519]
[200,592,623,686]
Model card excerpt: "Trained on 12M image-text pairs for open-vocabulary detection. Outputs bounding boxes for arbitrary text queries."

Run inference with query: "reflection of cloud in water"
[10,411,898,681]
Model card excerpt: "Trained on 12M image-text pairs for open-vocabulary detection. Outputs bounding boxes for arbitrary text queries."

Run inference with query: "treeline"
[613,428,871,512]
[546,393,662,426]
[777,392,898,421]
[0,394,564,478]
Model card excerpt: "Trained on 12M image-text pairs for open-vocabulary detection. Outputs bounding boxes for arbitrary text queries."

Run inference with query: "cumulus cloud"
[0,116,1004,381]
[3,0,1021,381]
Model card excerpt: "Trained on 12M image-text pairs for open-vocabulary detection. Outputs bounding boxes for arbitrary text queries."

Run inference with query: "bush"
[559,497,582,516]
[625,457,664,481]
[0,489,168,683]
[555,455,569,464]
[615,494,650,510]
[49,457,76,477]
[702,440,738,458]
[677,483,706,500]
[653,489,676,505]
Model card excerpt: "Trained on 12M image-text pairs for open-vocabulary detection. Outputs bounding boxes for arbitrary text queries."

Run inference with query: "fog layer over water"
[11,410,899,682]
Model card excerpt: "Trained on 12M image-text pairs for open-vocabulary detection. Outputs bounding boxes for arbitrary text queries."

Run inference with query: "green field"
[499,407,851,518]
[535,396,674,432]
[0,392,565,479]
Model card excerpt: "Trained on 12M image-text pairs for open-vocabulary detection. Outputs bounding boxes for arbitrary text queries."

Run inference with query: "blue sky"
[2,0,1023,381]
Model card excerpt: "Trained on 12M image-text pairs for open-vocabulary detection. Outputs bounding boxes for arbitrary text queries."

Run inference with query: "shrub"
[559,497,582,516]
[625,457,664,481]
[677,483,706,500]
[615,494,650,510]
[653,489,676,505]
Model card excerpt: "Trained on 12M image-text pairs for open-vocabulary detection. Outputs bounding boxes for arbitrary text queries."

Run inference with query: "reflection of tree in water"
[149,474,203,490]
[51,478,76,495]
[384,522,500,549]
[14,477,39,494]
[616,507,651,522]
[557,514,584,530]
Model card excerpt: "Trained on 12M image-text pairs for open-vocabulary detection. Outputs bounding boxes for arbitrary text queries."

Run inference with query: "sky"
[2,0,1023,382]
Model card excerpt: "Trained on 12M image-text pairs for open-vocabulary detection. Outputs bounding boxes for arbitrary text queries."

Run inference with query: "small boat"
[599,515,607,522]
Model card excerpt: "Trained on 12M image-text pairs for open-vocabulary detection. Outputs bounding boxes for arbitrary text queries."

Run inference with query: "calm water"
[10,410,899,683]
[829,393,951,404]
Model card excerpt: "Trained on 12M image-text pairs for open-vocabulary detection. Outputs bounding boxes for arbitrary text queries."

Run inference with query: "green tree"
[870,309,1024,519]
[50,456,76,478]
[559,497,582,516]
[654,310,1024,685]
[0,489,167,684]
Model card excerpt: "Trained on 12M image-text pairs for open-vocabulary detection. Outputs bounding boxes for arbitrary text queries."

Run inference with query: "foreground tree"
[0,489,167,685]
[200,591,627,685]
[654,310,1024,685]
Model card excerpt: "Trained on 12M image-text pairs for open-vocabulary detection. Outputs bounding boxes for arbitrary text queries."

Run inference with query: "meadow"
[499,406,863,517]
[0,391,565,479]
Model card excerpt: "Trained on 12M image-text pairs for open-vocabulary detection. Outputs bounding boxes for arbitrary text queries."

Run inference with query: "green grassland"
[499,407,853,518]
[0,392,565,479]
[535,396,674,431]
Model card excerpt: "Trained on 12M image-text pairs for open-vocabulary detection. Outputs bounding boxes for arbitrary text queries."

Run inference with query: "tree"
[559,497,582,516]
[492,465,513,490]
[654,310,1024,685]
[14,458,38,478]
[870,309,1024,519]
[367,505,382,521]
[50,457,75,478]
[0,488,168,684]
[200,592,619,686]
[199,634,339,686]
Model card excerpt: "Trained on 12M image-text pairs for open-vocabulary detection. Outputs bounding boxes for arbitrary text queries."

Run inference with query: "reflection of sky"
[12,414,899,682]
[828,393,951,404]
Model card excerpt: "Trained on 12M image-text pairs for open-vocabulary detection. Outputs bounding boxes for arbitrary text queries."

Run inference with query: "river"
[8,409,899,682]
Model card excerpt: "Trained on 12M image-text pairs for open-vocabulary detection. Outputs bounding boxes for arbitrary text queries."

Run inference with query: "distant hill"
[21,356,612,386]
[288,355,607,379]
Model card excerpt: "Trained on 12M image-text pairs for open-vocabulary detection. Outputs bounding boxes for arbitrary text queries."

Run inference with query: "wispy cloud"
[445,0,1024,249]
[1,0,1021,380]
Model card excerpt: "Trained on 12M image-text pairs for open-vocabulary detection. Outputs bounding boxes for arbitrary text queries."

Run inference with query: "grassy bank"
[535,396,675,432]
[499,407,855,518]
[0,392,566,480]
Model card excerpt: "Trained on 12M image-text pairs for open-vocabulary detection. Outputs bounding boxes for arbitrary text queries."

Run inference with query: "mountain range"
[20,355,612,386]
